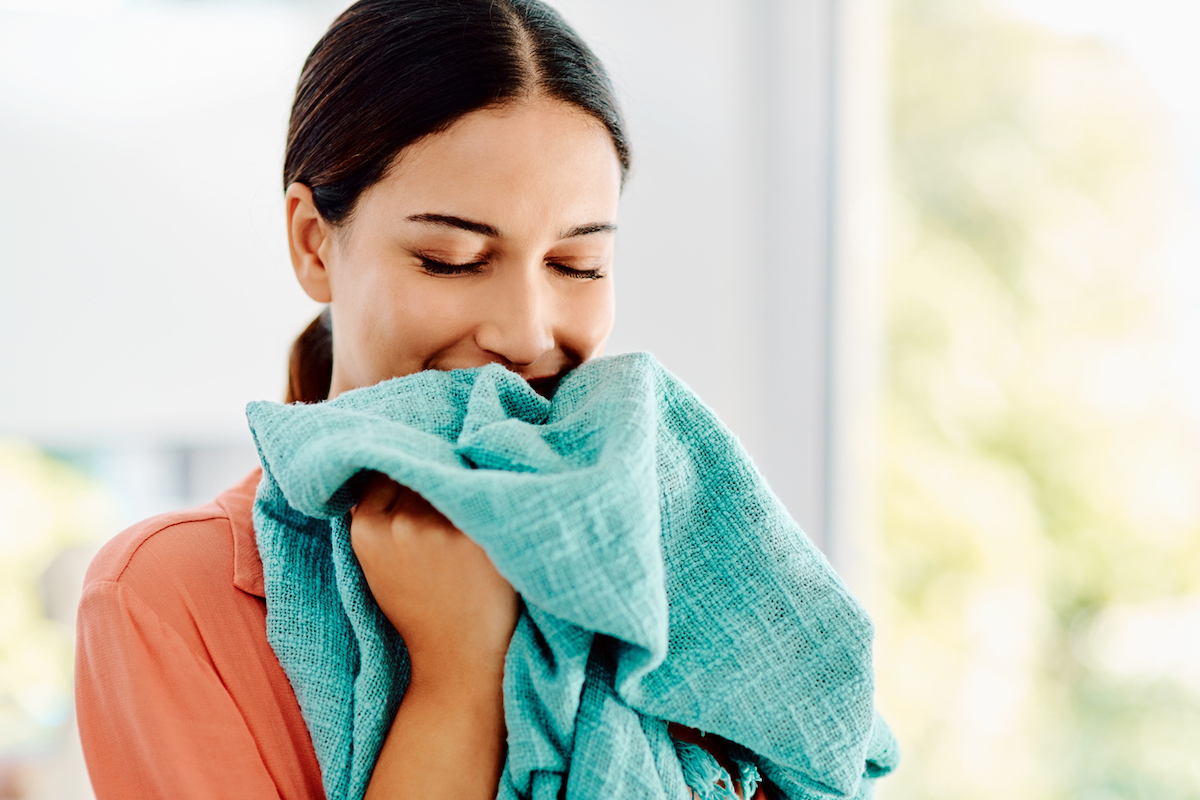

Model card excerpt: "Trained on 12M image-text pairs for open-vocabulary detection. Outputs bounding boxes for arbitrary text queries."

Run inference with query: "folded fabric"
[247,352,898,800]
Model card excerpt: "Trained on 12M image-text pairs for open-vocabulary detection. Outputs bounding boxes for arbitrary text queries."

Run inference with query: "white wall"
[0,2,328,445]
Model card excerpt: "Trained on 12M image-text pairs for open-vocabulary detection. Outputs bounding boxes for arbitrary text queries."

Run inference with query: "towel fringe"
[672,737,761,800]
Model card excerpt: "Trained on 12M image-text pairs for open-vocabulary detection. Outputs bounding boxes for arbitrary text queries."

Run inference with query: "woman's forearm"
[364,672,507,800]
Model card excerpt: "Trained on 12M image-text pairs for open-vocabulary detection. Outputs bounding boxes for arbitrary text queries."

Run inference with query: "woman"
[75,0,766,797]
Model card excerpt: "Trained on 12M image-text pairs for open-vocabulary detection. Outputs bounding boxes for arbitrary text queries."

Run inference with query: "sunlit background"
[1,0,1198,797]
[876,0,1200,797]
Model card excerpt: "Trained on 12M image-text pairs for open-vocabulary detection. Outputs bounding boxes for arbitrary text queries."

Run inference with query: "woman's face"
[286,96,623,399]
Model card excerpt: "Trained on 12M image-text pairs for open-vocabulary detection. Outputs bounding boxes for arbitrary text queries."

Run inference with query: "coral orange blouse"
[76,469,325,799]
[76,469,768,800]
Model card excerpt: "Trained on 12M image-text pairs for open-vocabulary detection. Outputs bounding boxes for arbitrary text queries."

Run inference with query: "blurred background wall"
[2,0,1199,797]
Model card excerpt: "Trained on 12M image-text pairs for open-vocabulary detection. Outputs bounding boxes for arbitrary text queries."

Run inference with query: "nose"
[473,261,556,367]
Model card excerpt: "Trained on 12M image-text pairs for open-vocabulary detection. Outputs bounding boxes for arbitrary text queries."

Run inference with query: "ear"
[286,182,334,304]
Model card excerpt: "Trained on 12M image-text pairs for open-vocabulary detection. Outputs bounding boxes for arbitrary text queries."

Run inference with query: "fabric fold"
[247,352,898,800]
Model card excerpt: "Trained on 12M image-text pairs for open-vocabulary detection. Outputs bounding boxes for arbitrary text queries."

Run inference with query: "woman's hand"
[350,471,520,690]
[353,472,518,800]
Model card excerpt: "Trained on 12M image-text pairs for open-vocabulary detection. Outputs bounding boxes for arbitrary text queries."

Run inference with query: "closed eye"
[420,255,605,280]
[419,256,486,276]
[549,262,606,280]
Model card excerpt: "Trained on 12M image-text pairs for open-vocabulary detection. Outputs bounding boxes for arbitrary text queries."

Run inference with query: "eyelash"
[418,257,605,281]
[419,257,486,276]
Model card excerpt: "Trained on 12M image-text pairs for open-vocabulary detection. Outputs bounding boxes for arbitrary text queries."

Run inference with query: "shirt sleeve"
[76,579,286,800]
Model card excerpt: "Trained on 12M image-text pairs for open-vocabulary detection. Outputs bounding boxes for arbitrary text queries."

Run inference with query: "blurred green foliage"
[877,0,1200,797]
[0,442,116,755]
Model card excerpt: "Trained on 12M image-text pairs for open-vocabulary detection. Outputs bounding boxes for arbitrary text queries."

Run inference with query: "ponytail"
[285,306,332,404]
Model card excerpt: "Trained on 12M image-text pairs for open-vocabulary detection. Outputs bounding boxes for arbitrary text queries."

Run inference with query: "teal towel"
[247,352,898,800]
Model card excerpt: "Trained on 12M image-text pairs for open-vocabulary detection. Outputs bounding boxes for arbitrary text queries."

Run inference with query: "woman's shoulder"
[85,503,230,585]
[74,467,327,799]
[81,469,265,621]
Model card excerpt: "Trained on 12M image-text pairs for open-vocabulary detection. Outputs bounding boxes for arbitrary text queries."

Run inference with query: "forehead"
[354,97,623,237]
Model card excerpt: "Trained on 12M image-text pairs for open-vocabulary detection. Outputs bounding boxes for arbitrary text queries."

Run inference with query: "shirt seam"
[109,513,229,584]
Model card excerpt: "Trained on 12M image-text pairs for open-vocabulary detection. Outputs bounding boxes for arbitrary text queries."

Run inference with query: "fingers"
[392,485,451,527]
[352,472,458,537]
[354,471,403,517]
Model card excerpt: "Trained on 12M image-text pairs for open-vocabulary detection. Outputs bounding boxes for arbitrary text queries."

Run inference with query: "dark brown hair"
[283,0,630,403]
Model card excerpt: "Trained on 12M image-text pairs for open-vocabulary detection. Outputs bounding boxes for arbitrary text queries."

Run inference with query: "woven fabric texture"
[247,352,898,800]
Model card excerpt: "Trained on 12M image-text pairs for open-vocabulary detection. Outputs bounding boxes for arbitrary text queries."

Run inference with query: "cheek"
[345,269,480,376]
[560,281,615,355]
[384,282,479,353]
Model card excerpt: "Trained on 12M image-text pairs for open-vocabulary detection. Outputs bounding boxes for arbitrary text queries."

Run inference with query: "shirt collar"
[216,467,266,598]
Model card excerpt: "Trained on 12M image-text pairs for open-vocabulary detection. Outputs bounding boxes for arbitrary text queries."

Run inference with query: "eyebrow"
[561,221,617,238]
[407,213,499,237]
[407,213,616,240]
